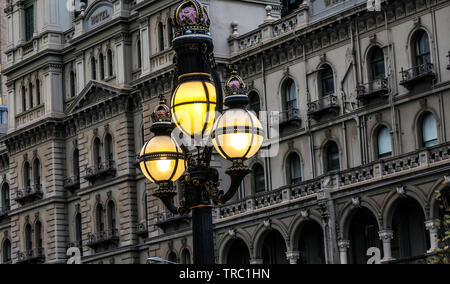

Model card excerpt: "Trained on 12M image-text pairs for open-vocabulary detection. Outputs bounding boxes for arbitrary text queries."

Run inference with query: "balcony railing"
[216,142,450,220]
[307,94,340,118]
[17,248,45,264]
[86,228,119,248]
[356,78,389,101]
[156,211,191,231]
[85,160,116,182]
[64,174,80,190]
[15,184,43,205]
[400,63,436,89]
[279,108,301,126]
[0,205,10,219]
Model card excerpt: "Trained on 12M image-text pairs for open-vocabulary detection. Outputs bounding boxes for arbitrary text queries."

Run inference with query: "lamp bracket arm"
[219,163,252,204]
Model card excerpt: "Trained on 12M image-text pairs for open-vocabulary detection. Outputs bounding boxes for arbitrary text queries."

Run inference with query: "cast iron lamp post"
[138,0,264,264]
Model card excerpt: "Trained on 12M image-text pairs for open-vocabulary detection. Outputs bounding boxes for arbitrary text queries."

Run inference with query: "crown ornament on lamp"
[174,0,211,37]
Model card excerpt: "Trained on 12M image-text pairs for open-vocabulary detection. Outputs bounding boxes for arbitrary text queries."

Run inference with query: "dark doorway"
[348,208,381,264]
[298,221,326,264]
[226,238,250,264]
[261,230,288,264]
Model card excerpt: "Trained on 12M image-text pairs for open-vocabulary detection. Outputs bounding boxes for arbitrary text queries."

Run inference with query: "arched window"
[25,224,33,250]
[96,204,104,232]
[99,53,105,80]
[73,148,80,176]
[369,47,385,80]
[158,22,164,52]
[91,57,97,80]
[107,201,116,230]
[249,92,261,115]
[24,162,31,187]
[319,65,334,97]
[252,163,265,193]
[22,86,27,112]
[33,158,40,185]
[137,39,142,69]
[75,213,82,243]
[3,239,11,263]
[287,153,302,184]
[168,19,174,47]
[107,49,114,77]
[35,221,42,248]
[93,138,102,164]
[168,251,177,263]
[181,248,191,264]
[422,113,438,147]
[325,141,340,172]
[105,134,113,161]
[414,30,431,66]
[29,82,33,109]
[1,183,10,210]
[377,127,392,158]
[36,79,40,105]
[284,79,297,110]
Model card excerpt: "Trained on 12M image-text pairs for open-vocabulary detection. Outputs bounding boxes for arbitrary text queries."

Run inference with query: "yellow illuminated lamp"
[211,69,264,161]
[171,73,217,138]
[139,97,186,185]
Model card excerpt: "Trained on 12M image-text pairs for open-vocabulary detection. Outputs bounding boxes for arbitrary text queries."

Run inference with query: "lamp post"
[139,0,264,264]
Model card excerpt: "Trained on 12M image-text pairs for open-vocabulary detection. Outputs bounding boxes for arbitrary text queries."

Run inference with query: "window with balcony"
[414,30,431,66]
[25,223,33,251]
[94,137,102,164]
[325,141,340,172]
[248,91,261,116]
[284,79,297,109]
[252,163,265,194]
[421,113,438,147]
[33,158,40,185]
[99,53,105,80]
[281,0,303,17]
[369,47,385,80]
[1,183,10,217]
[35,221,42,249]
[96,204,105,232]
[74,212,83,254]
[319,65,334,97]
[2,239,11,263]
[377,126,392,159]
[107,49,114,77]
[107,201,116,230]
[24,0,34,41]
[158,22,164,52]
[24,162,31,187]
[105,134,113,161]
[287,153,302,185]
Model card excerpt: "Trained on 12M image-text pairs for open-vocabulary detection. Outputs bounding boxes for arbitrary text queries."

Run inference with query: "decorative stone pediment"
[65,80,131,114]
[85,1,114,32]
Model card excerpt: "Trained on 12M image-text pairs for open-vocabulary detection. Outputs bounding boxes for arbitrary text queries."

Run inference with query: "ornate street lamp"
[139,0,264,264]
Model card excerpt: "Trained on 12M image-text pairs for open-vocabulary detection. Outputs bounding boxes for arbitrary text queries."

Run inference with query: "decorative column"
[425,220,440,253]
[249,259,263,264]
[378,230,394,262]
[338,240,350,264]
[286,251,300,264]
[138,16,151,76]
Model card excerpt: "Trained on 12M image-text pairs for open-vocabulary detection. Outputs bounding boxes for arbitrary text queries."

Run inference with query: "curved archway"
[296,220,326,264]
[181,248,191,264]
[347,207,381,264]
[390,197,428,262]
[260,230,288,264]
[224,238,250,264]
[168,251,177,263]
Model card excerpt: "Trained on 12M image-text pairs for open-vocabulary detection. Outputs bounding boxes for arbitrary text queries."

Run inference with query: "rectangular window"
[24,0,34,41]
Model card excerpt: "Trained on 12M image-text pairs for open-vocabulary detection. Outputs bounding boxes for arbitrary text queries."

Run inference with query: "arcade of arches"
[219,196,439,264]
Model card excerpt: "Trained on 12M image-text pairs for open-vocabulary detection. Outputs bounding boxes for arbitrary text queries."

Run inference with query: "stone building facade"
[0,0,449,264]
